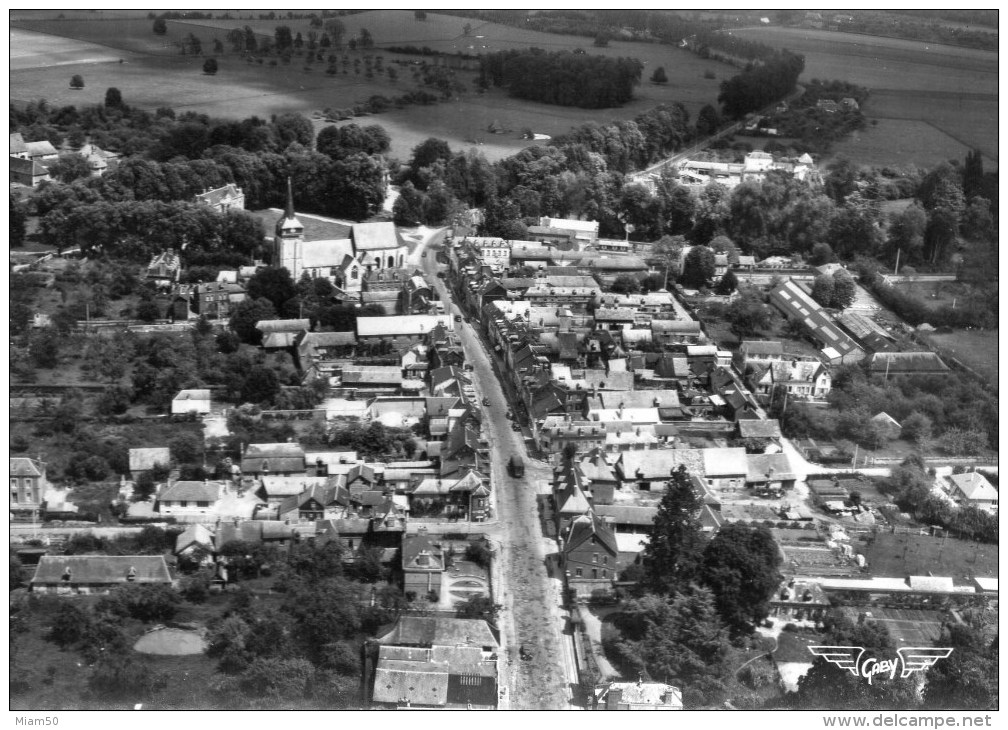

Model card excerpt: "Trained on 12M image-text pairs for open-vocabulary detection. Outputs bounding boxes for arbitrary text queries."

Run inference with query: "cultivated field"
[731,27,998,169]
[924,329,999,384]
[857,532,998,581]
[11,10,731,164]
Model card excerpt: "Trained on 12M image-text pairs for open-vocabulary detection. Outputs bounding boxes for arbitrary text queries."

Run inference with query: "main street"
[417,232,577,709]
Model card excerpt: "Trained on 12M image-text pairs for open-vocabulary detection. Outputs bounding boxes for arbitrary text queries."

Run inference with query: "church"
[272,179,407,289]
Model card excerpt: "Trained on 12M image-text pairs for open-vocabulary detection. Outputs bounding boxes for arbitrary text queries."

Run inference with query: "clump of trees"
[718,51,804,119]
[481,49,643,108]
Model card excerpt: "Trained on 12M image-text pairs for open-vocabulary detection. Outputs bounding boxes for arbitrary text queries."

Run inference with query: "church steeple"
[275,177,303,238]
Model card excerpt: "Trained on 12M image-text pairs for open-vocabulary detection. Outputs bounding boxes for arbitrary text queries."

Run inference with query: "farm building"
[9,156,50,187]
[195,183,244,213]
[30,555,172,594]
[356,314,454,344]
[868,351,950,377]
[769,279,865,364]
[241,443,306,477]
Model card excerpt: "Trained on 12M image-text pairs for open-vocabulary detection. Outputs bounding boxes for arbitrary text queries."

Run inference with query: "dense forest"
[480,49,643,108]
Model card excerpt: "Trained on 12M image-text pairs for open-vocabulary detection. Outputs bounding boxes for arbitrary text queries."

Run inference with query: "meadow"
[924,329,999,384]
[857,531,998,581]
[11,9,731,164]
[731,26,998,169]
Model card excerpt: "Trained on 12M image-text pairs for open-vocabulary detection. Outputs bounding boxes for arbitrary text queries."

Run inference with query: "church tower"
[274,177,304,278]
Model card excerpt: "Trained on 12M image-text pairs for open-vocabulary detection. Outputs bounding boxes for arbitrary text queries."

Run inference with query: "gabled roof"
[159,480,223,503]
[402,533,445,571]
[31,555,171,585]
[256,318,310,333]
[352,221,400,251]
[9,132,27,155]
[172,388,209,402]
[868,351,949,374]
[948,472,997,501]
[175,524,214,555]
[563,512,618,556]
[129,447,171,473]
[10,156,49,177]
[740,340,785,357]
[195,184,242,206]
[745,453,795,482]
[703,447,749,477]
[593,504,657,526]
[10,457,44,477]
[357,315,452,337]
[618,449,703,481]
[737,419,782,440]
[372,661,449,706]
[302,239,354,268]
[376,616,498,649]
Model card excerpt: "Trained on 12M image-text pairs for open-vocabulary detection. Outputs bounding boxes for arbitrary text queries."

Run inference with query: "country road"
[417,232,577,709]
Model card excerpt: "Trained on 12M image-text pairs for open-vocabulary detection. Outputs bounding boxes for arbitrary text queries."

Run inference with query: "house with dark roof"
[737,419,782,442]
[31,555,172,594]
[147,250,181,287]
[10,156,50,187]
[745,453,796,495]
[277,482,351,522]
[174,524,215,562]
[10,457,48,511]
[561,512,619,598]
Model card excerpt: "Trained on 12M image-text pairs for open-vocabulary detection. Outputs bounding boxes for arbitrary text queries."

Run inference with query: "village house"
[946,472,998,513]
[194,183,245,213]
[146,250,181,288]
[561,511,619,598]
[401,530,446,601]
[157,480,225,517]
[171,388,211,415]
[241,443,306,477]
[10,457,48,512]
[356,314,454,346]
[748,358,832,399]
[174,523,215,563]
[257,318,310,350]
[30,555,172,594]
[189,281,247,320]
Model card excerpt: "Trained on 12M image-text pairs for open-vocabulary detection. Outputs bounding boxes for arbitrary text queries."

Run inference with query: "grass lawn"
[856,531,998,581]
[732,27,998,170]
[842,607,945,646]
[923,328,999,384]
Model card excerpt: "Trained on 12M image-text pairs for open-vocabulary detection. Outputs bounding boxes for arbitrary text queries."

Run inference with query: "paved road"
[418,236,576,709]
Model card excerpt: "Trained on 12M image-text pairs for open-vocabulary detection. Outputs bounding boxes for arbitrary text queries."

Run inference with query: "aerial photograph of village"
[8,7,998,717]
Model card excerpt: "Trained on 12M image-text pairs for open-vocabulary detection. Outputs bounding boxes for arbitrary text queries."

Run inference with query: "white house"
[157,480,225,516]
[172,389,211,415]
[947,472,998,513]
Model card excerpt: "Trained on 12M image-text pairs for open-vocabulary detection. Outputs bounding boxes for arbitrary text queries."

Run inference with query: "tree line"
[480,49,643,108]
[718,51,805,119]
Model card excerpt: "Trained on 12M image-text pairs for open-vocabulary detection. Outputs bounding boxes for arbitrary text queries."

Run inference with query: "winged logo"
[808,645,864,676]
[895,647,954,678]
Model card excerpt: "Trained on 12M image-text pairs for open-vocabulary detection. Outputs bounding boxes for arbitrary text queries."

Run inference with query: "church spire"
[285,176,295,219]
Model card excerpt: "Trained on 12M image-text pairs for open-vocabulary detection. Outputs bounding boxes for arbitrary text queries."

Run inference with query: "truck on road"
[508,454,524,478]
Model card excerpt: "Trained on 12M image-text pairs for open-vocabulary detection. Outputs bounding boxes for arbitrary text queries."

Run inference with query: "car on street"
[511,422,521,432]
[454,314,462,322]
[482,397,490,406]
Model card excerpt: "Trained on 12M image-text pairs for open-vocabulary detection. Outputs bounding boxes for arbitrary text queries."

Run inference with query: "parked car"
[482,397,490,406]
[454,314,462,322]
[508,455,525,477]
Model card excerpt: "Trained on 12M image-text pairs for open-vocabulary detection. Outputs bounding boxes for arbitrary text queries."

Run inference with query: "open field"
[843,607,944,646]
[924,329,999,384]
[857,531,998,581]
[731,27,997,169]
[11,10,730,164]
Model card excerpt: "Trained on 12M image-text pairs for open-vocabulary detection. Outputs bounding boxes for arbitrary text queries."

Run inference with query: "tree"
[901,411,933,450]
[831,270,856,309]
[887,203,926,263]
[642,465,705,594]
[29,330,61,368]
[246,266,297,311]
[104,87,123,108]
[681,245,716,288]
[456,595,500,622]
[960,196,994,242]
[203,58,219,75]
[48,603,92,647]
[359,28,374,48]
[70,74,85,89]
[230,297,277,345]
[715,269,737,295]
[610,274,641,294]
[810,274,835,307]
[89,655,167,699]
[726,291,771,337]
[700,523,781,634]
[695,103,720,137]
[152,17,167,35]
[10,195,27,248]
[135,299,162,322]
[808,242,834,266]
[241,366,280,405]
[922,624,998,710]
[650,66,668,84]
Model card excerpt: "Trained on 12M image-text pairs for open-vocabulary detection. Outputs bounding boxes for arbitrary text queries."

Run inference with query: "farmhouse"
[9,156,50,187]
[157,480,225,516]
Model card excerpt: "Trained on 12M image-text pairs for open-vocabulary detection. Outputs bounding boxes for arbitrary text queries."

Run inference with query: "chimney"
[606,685,623,710]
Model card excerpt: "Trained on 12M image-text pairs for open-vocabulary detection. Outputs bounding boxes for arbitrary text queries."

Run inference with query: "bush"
[88,655,167,699]
[99,584,180,622]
